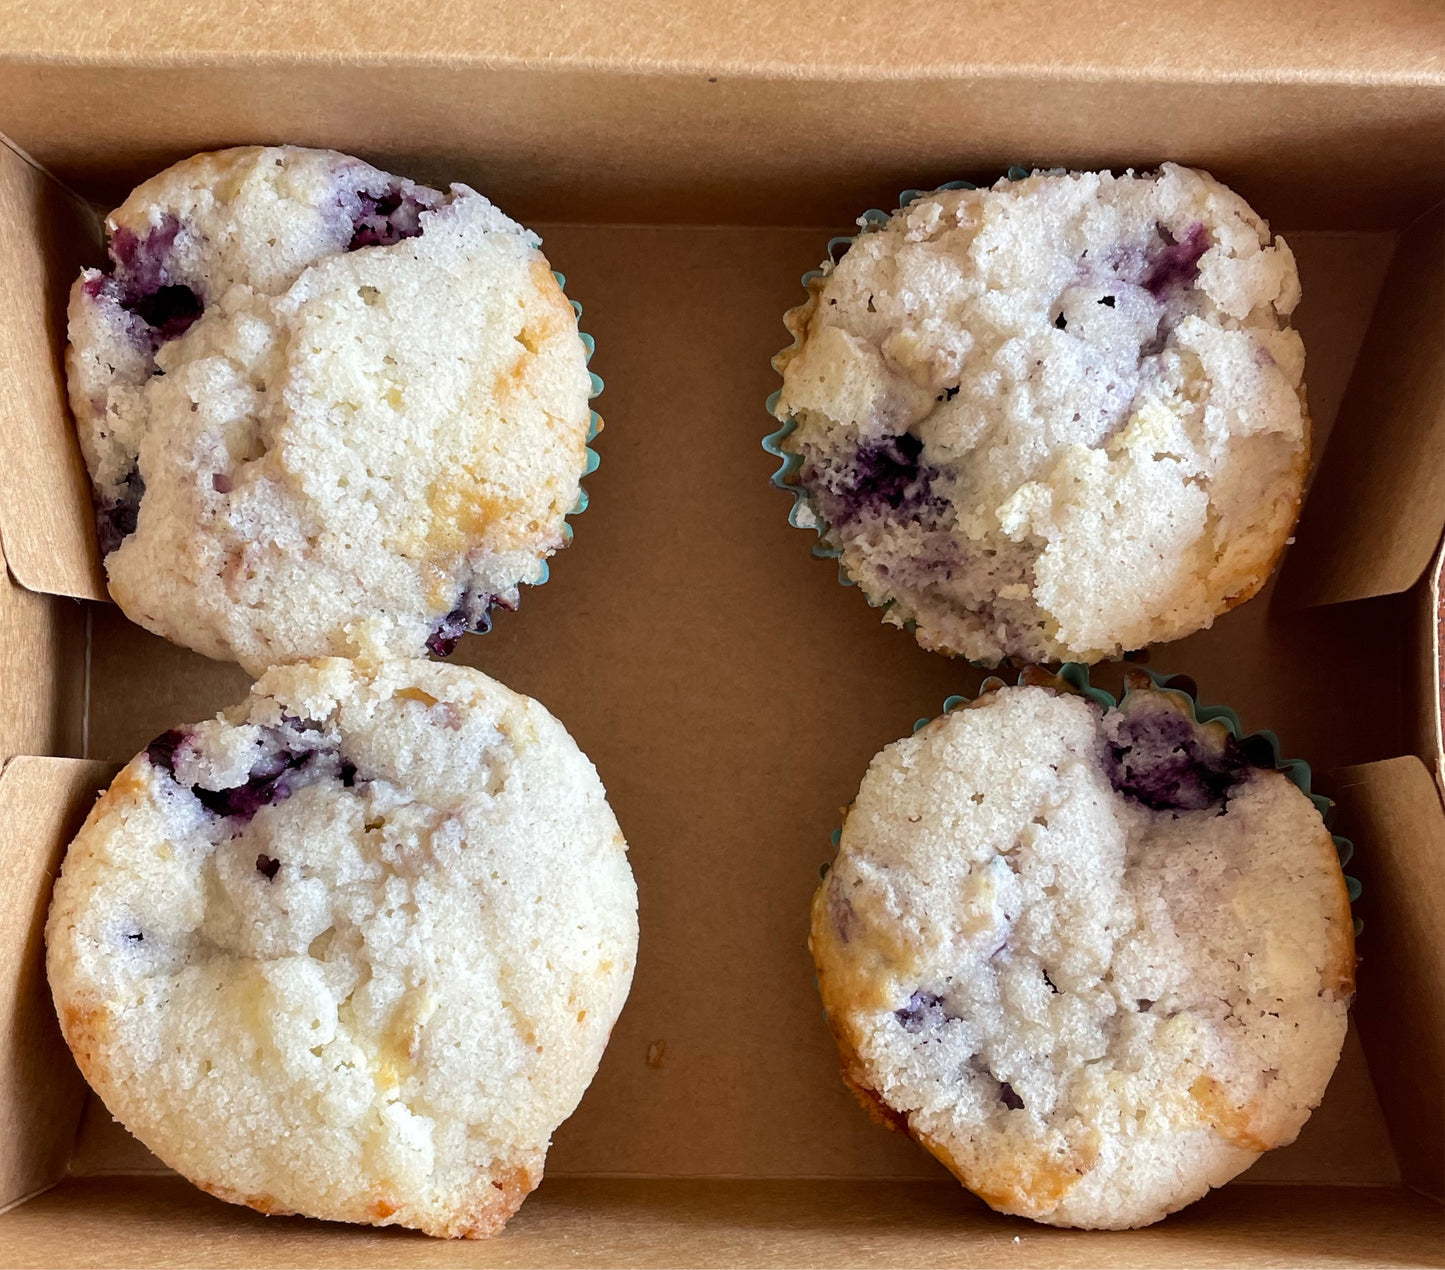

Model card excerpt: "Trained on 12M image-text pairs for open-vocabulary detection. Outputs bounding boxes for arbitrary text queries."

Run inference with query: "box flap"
[1,16,1443,228]
[0,539,87,761]
[1331,755,1445,1200]
[1280,203,1445,608]
[0,756,113,1213]
[0,0,1442,79]
[3,1176,1444,1267]
[0,138,106,602]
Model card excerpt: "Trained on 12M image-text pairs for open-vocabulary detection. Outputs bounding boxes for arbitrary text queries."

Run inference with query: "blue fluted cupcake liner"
[537,271,603,584]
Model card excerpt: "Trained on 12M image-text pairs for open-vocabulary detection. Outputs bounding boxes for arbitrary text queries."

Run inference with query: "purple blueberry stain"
[255,854,281,880]
[1105,705,1246,812]
[895,990,947,1034]
[1142,222,1210,300]
[93,214,205,344]
[347,188,437,251]
[211,472,233,494]
[806,431,947,530]
[96,465,145,556]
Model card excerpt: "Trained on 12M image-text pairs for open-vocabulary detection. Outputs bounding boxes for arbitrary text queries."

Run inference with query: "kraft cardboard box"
[0,3,1442,1264]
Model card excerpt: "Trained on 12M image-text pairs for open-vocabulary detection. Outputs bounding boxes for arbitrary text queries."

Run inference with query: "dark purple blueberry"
[192,748,306,819]
[255,854,281,880]
[96,466,145,556]
[1142,222,1210,299]
[999,1081,1024,1110]
[895,990,947,1034]
[425,609,472,657]
[425,588,499,657]
[211,472,233,494]
[1105,706,1246,812]
[1098,294,1116,308]
[131,284,203,340]
[347,188,436,251]
[145,727,188,774]
[1054,312,1067,330]
[109,218,181,298]
[340,760,357,788]
[808,431,947,529]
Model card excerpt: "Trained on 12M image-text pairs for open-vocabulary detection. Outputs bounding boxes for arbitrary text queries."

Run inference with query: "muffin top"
[810,677,1353,1228]
[68,146,594,674]
[773,164,1308,664]
[46,657,638,1238]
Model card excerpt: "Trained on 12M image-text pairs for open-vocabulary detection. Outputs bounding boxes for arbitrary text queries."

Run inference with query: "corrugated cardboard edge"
[0,756,113,1214]
[1430,545,1443,800]
[1330,756,1445,1201]
[0,133,106,603]
[1279,201,1445,609]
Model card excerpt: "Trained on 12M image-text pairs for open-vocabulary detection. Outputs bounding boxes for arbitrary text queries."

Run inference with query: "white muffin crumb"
[46,658,637,1238]
[811,680,1353,1228]
[68,146,594,675]
[774,165,1308,664]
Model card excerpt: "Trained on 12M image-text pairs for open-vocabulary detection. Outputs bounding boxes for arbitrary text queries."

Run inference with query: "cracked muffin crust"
[810,678,1353,1229]
[68,146,594,674]
[46,658,638,1238]
[772,165,1309,664]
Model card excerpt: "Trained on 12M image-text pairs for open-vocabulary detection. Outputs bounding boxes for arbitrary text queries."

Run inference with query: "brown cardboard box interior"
[1,17,1444,1263]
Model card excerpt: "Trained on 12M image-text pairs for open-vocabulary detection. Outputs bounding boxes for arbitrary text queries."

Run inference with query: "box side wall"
[0,66,1441,229]
[3,1177,1444,1269]
[1331,757,1445,1199]
[1281,203,1445,607]
[0,556,86,762]
[0,757,114,1212]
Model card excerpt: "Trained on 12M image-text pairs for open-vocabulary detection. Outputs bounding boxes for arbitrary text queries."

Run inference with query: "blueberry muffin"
[772,165,1308,664]
[68,146,595,674]
[810,673,1354,1228]
[47,658,637,1238]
